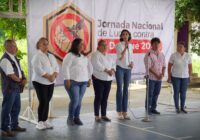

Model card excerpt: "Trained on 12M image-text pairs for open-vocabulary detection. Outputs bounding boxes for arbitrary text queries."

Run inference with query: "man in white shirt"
[0,40,27,137]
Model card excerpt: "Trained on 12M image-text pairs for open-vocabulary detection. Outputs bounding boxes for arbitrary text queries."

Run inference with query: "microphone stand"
[142,52,151,122]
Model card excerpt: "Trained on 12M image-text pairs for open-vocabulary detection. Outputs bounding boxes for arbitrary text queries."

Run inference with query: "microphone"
[125,41,129,49]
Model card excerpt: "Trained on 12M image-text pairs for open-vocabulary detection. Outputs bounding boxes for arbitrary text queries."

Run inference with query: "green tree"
[0,18,26,59]
[175,0,200,28]
[175,0,200,56]
[191,23,200,56]
[0,0,26,59]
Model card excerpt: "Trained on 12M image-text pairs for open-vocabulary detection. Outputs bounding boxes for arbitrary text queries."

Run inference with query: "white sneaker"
[36,121,46,130]
[43,120,53,129]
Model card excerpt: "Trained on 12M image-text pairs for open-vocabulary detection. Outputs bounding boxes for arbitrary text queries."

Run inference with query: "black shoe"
[151,110,160,115]
[74,118,83,125]
[101,116,111,122]
[1,130,15,137]
[176,109,180,114]
[95,117,102,123]
[147,111,152,115]
[67,118,75,126]
[146,108,152,115]
[181,109,188,114]
[12,126,26,132]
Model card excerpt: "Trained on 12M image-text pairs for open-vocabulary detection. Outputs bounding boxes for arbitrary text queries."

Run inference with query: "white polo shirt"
[62,52,93,82]
[91,50,115,81]
[0,52,22,78]
[116,42,134,69]
[169,52,192,78]
[31,50,59,85]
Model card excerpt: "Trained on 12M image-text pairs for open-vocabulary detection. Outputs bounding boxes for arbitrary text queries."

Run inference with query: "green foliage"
[16,39,28,78]
[175,0,200,56]
[191,23,200,56]
[192,56,200,75]
[0,0,26,13]
[0,18,26,40]
[0,17,27,60]
[0,0,28,81]
[175,0,200,28]
[16,49,26,60]
[0,0,9,12]
[0,0,27,58]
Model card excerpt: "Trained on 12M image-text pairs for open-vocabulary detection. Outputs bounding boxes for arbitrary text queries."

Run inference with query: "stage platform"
[1,84,200,140]
[1,104,200,140]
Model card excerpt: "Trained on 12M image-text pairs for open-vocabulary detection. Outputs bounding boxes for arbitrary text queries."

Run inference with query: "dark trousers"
[32,81,54,122]
[1,92,21,131]
[92,76,112,116]
[145,79,162,111]
[171,77,189,110]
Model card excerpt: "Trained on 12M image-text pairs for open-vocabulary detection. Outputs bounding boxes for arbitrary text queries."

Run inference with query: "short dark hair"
[151,37,160,45]
[177,41,186,47]
[36,37,48,49]
[120,29,131,42]
[4,39,15,48]
[69,38,83,56]
[98,39,105,47]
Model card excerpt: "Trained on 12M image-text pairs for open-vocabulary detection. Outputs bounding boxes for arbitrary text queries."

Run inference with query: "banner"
[27,0,175,86]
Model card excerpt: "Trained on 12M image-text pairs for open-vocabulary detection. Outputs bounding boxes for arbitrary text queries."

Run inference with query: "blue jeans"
[1,92,21,131]
[115,65,131,112]
[64,80,87,119]
[145,79,162,111]
[171,77,189,110]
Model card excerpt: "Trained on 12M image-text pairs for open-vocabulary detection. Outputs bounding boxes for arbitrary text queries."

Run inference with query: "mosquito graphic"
[67,18,85,39]
[56,18,85,51]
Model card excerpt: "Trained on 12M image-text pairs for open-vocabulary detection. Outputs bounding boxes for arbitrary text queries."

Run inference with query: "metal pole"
[142,53,151,122]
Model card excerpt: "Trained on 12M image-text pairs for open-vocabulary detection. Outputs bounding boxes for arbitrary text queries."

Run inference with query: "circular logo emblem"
[50,13,89,58]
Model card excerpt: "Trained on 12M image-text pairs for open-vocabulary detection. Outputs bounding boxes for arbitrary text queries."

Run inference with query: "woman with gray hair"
[91,40,115,122]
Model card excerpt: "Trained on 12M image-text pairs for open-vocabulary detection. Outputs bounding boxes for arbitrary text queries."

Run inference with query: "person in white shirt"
[91,40,115,122]
[62,38,93,126]
[31,37,59,130]
[115,29,134,120]
[0,39,27,137]
[167,42,192,114]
